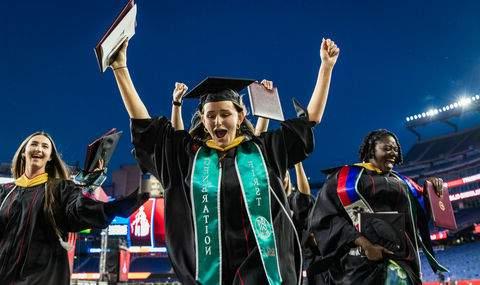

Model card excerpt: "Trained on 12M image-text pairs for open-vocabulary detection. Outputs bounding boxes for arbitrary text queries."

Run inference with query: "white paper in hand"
[95,3,137,72]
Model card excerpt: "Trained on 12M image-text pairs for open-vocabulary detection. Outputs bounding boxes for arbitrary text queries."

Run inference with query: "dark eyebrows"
[383,143,398,150]
[29,140,50,148]
[206,109,232,114]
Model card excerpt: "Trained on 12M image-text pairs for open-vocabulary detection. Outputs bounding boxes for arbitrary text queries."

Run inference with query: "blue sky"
[3,0,480,183]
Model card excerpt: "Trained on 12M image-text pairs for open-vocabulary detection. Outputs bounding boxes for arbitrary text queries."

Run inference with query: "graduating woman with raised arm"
[173,79,315,248]
[108,38,339,285]
[0,132,149,284]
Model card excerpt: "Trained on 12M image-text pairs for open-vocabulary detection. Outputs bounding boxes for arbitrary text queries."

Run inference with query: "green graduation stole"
[191,141,282,285]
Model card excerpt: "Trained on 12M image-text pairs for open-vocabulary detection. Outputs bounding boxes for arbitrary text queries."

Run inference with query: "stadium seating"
[421,242,480,281]
[402,126,480,164]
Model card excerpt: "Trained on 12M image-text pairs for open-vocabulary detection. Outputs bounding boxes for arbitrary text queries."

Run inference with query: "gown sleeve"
[308,172,362,260]
[56,180,149,232]
[0,184,6,239]
[130,116,192,189]
[0,183,15,205]
[0,184,6,206]
[288,190,315,235]
[258,117,315,179]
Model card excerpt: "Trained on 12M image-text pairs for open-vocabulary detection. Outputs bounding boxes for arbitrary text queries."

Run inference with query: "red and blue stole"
[335,164,448,274]
[336,165,426,214]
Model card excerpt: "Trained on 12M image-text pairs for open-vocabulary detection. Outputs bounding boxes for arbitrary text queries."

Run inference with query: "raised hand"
[260,79,273,90]
[93,158,105,172]
[306,38,339,123]
[320,38,340,68]
[173,82,188,103]
[110,40,129,70]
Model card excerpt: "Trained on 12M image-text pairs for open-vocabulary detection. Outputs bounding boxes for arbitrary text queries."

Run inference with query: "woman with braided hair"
[308,129,448,284]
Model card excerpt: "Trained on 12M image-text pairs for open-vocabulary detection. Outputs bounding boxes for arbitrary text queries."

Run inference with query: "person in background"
[308,129,448,284]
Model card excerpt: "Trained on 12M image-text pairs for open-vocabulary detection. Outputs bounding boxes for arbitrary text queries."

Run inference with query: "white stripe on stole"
[190,147,201,280]
[217,161,223,284]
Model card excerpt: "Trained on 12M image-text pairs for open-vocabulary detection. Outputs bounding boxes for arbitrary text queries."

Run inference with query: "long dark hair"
[11,131,70,238]
[358,129,403,165]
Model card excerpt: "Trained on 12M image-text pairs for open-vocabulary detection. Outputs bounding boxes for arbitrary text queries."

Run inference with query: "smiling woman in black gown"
[308,129,448,285]
[0,131,148,284]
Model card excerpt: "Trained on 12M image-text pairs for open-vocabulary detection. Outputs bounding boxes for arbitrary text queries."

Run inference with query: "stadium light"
[458,97,471,107]
[405,91,480,124]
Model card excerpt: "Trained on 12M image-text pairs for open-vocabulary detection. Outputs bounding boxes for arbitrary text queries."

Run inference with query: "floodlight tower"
[404,94,480,141]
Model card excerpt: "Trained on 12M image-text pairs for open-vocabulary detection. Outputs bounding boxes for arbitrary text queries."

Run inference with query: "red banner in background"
[474,223,480,234]
[118,246,131,282]
[67,232,77,274]
[129,198,165,247]
[153,198,165,247]
[130,199,154,246]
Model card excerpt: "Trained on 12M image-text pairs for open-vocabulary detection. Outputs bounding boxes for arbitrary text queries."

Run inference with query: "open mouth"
[31,154,44,159]
[385,158,395,168]
[214,129,228,139]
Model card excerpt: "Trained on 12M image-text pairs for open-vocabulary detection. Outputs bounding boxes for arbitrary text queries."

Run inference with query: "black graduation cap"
[183,77,255,110]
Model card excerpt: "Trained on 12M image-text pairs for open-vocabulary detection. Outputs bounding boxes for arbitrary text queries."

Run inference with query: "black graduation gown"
[288,191,316,271]
[131,116,315,285]
[308,168,434,285]
[0,179,148,285]
[288,191,315,240]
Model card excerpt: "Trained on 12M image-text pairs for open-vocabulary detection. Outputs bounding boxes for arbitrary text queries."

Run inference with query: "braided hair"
[358,129,403,165]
